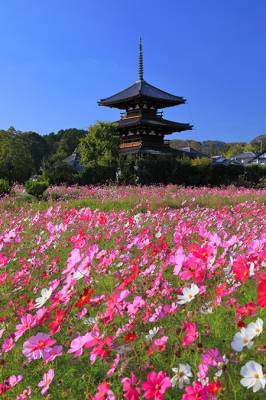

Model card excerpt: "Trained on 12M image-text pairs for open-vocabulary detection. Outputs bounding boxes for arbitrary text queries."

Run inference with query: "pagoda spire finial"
[138,36,144,81]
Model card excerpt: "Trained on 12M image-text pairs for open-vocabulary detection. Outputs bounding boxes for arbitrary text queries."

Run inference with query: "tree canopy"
[0,133,34,183]
[79,121,119,168]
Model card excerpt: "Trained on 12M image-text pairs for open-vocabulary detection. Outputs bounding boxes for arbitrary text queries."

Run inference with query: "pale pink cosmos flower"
[22,332,56,361]
[43,345,63,363]
[38,368,54,395]
[68,332,95,357]
[8,374,23,387]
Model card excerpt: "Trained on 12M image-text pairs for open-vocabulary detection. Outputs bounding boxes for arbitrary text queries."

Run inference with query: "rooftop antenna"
[138,36,144,81]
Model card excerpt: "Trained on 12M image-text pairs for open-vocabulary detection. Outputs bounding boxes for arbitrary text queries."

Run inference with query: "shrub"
[0,178,11,196]
[25,180,49,198]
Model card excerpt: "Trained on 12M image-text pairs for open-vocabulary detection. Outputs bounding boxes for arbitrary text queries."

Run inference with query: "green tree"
[250,134,266,153]
[18,131,49,172]
[79,121,119,168]
[0,134,34,183]
[43,128,87,161]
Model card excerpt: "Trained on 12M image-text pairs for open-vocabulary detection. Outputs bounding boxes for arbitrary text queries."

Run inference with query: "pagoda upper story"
[98,38,193,155]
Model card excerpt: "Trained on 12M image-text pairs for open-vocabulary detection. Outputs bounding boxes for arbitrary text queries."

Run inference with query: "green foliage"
[119,156,266,187]
[42,160,78,185]
[0,133,34,183]
[191,157,212,167]
[250,134,266,152]
[170,136,266,157]
[0,178,11,196]
[25,179,49,198]
[79,121,119,169]
[18,131,49,172]
[44,128,87,162]
[79,165,117,185]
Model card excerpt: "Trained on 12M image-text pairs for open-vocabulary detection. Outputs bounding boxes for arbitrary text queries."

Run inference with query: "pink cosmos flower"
[0,272,7,285]
[122,372,141,400]
[93,381,115,400]
[232,255,250,282]
[141,371,172,400]
[2,337,15,353]
[68,332,95,358]
[182,381,209,400]
[147,336,168,356]
[107,353,120,378]
[22,332,56,361]
[182,321,199,347]
[43,345,63,363]
[0,253,8,268]
[38,368,54,395]
[8,374,23,387]
[16,386,32,400]
[169,246,185,276]
[201,348,223,367]
[89,336,113,364]
[15,314,36,341]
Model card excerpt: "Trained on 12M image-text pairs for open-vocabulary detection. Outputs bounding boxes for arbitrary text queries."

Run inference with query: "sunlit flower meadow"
[0,185,265,399]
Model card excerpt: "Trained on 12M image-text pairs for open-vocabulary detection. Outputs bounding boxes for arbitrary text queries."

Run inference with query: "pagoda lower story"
[98,38,192,155]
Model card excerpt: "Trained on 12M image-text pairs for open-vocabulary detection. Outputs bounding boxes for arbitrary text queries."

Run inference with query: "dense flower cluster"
[0,186,265,398]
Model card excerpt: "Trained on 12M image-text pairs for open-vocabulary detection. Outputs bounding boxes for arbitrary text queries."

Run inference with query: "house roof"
[63,150,83,172]
[252,151,266,160]
[231,152,256,160]
[179,146,208,157]
[98,79,186,109]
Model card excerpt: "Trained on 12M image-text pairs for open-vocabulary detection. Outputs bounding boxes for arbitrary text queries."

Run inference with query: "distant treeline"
[0,124,265,187]
[170,134,266,157]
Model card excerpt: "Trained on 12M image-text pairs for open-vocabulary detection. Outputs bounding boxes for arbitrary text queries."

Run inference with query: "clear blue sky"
[1,0,266,142]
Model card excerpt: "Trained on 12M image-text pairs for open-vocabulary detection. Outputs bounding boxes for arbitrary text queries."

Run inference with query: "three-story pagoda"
[98,39,193,155]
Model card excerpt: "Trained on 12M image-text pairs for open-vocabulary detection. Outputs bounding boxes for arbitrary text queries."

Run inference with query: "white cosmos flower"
[177,284,200,305]
[84,316,98,326]
[171,363,193,389]
[73,270,83,280]
[35,287,52,309]
[240,361,266,393]
[246,318,263,338]
[231,328,254,352]
[145,326,160,341]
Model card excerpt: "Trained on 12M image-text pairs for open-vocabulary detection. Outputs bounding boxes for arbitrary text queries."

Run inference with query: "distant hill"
[170,134,266,156]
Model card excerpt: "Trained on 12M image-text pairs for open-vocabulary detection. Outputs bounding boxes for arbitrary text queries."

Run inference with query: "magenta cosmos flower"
[122,372,141,400]
[182,381,209,400]
[22,332,56,361]
[141,371,172,400]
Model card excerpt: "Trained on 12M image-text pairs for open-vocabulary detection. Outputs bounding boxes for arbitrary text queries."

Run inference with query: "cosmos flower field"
[0,186,265,399]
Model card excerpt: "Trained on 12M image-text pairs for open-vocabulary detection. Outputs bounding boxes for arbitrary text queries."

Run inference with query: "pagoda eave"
[116,118,192,133]
[98,79,186,109]
[98,96,186,110]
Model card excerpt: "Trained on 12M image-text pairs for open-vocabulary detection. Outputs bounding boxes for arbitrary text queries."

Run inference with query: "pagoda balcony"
[120,110,164,119]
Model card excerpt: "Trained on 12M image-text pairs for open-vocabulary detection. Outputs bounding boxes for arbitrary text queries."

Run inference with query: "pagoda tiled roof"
[116,116,192,133]
[98,79,186,109]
